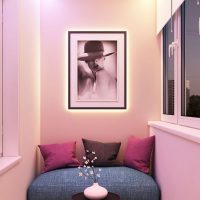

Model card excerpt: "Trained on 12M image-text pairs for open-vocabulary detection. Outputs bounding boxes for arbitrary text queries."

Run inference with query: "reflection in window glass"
[163,20,174,115]
[182,0,200,118]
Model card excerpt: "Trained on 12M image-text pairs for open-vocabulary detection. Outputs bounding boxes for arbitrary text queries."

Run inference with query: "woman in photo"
[77,40,117,101]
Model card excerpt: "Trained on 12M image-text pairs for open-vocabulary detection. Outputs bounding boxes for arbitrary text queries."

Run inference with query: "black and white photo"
[68,31,126,109]
[77,40,117,101]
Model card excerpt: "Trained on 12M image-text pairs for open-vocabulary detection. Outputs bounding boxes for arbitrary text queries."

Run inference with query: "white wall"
[0,1,40,200]
[150,123,200,200]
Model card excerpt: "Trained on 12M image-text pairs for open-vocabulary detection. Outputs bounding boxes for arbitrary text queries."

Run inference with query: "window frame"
[162,2,200,130]
[2,0,20,157]
[177,2,200,129]
[161,11,179,124]
[0,0,21,175]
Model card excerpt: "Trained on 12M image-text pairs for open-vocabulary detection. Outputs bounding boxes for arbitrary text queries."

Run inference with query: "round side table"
[72,192,120,200]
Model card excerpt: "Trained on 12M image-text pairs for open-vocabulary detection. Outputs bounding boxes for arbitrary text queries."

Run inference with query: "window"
[162,12,179,124]
[162,0,200,129]
[181,0,200,118]
[163,17,175,116]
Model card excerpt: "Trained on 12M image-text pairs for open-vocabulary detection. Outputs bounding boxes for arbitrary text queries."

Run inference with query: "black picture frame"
[68,31,126,109]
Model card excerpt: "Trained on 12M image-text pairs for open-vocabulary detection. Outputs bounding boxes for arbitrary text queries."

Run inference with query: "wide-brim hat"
[78,41,115,61]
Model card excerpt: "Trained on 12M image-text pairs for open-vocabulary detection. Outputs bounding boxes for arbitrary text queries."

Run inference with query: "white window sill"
[148,121,200,144]
[0,156,21,175]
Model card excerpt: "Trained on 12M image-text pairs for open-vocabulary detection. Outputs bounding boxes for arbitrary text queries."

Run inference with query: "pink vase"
[84,182,108,199]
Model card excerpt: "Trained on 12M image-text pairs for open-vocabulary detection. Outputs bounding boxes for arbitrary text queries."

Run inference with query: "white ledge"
[148,121,200,144]
[0,156,21,175]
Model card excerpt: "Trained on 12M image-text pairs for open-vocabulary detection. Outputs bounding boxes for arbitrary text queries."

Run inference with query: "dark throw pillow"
[38,141,80,172]
[124,135,155,174]
[82,138,121,167]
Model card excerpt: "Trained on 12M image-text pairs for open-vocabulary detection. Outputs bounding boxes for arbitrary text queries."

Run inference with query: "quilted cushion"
[124,135,155,174]
[82,138,121,166]
[28,166,160,200]
[38,141,80,172]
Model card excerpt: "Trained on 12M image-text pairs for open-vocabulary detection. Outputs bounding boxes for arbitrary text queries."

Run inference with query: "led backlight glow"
[65,29,130,113]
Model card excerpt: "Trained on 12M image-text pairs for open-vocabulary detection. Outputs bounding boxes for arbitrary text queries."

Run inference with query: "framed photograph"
[68,31,126,109]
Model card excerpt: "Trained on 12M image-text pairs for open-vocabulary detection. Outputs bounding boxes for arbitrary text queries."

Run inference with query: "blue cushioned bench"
[27,166,160,200]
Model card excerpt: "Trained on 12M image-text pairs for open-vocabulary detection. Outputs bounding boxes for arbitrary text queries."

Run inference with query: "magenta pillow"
[38,141,80,172]
[124,135,155,174]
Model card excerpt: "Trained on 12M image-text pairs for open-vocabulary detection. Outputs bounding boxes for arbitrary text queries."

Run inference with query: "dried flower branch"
[78,150,101,183]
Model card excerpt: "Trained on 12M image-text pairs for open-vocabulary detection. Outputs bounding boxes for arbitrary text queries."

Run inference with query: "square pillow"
[38,141,80,172]
[82,138,121,167]
[123,135,155,174]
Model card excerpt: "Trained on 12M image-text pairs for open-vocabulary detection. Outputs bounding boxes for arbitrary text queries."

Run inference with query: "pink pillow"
[38,141,80,172]
[124,135,155,174]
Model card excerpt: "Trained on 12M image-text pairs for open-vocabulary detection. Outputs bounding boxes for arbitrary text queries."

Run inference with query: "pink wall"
[0,1,40,200]
[0,1,160,199]
[150,124,200,200]
[40,0,161,159]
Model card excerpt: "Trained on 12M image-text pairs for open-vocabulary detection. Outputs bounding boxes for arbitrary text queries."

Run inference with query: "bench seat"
[27,166,160,200]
